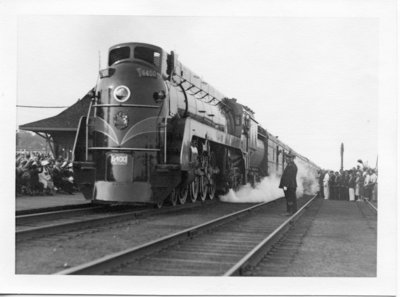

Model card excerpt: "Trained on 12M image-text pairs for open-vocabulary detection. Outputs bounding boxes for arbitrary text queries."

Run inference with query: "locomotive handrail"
[93,104,160,109]
[88,147,161,152]
[85,99,94,160]
[178,76,222,106]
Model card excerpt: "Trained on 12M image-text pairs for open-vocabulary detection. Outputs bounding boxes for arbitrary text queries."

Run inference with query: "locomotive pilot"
[279,152,298,216]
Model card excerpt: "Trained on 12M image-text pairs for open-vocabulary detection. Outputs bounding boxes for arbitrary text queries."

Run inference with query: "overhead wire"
[16,105,68,108]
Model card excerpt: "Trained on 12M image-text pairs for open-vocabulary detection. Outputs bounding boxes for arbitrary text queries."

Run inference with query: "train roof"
[109,42,163,53]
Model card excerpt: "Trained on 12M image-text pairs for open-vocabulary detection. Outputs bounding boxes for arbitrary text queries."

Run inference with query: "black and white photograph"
[1,0,398,295]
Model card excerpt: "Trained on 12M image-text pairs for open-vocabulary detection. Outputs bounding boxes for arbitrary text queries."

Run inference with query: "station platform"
[16,192,88,212]
[285,199,377,276]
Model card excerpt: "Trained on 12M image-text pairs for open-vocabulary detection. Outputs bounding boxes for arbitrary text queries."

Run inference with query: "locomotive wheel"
[190,176,199,202]
[178,185,188,205]
[169,188,178,206]
[208,176,216,200]
[199,175,208,202]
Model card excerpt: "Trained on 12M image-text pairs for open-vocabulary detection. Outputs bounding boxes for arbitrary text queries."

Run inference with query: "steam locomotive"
[73,42,319,207]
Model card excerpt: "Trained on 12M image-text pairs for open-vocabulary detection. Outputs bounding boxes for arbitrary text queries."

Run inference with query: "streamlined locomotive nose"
[87,55,168,202]
[96,62,166,107]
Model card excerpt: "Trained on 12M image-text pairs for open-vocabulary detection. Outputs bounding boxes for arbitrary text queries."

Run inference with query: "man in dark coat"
[318,170,325,198]
[279,152,298,215]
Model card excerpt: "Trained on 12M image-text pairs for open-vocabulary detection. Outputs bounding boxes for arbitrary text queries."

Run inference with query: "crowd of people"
[15,151,76,196]
[319,167,378,202]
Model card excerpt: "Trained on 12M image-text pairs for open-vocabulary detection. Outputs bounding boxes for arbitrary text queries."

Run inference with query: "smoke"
[220,160,319,203]
[219,173,283,203]
[295,159,320,197]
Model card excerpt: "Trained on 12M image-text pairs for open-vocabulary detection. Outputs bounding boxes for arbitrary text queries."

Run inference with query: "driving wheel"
[190,176,199,202]
[178,184,188,204]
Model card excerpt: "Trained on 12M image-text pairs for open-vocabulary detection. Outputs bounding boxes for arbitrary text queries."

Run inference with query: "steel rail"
[16,210,145,242]
[364,199,377,212]
[16,200,214,242]
[16,203,94,216]
[16,205,105,226]
[55,201,270,275]
[223,194,318,276]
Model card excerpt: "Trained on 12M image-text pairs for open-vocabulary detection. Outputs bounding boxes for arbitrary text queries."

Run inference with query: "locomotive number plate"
[110,154,128,165]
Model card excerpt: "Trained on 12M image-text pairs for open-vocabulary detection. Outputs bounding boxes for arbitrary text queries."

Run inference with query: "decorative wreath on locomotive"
[73,42,318,207]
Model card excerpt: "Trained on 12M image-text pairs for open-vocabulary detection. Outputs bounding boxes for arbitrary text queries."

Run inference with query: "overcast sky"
[17,14,379,170]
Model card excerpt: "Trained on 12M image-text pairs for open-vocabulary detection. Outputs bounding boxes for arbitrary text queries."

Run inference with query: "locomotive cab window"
[134,46,161,68]
[109,47,131,66]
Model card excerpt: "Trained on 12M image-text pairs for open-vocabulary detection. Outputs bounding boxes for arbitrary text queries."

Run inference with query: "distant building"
[16,130,49,152]
[18,92,91,159]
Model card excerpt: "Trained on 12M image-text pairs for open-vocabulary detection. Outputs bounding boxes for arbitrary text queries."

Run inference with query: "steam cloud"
[220,160,319,203]
[296,159,320,197]
[220,173,283,203]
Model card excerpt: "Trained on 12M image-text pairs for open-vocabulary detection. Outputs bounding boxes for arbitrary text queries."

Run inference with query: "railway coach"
[73,42,318,207]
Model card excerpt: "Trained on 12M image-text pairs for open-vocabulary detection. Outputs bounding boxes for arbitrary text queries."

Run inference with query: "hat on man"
[285,151,296,159]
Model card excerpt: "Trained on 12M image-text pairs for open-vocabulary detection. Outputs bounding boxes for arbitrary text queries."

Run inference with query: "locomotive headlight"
[113,85,131,102]
[153,90,166,103]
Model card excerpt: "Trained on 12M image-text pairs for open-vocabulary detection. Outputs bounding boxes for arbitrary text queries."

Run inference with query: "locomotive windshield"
[134,46,161,67]
[108,45,161,68]
[109,46,130,66]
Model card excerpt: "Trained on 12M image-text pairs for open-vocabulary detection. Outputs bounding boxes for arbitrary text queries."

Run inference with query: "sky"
[16,15,379,170]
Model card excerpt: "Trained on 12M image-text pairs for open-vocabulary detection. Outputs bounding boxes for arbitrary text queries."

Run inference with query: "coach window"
[134,46,161,68]
[109,46,131,66]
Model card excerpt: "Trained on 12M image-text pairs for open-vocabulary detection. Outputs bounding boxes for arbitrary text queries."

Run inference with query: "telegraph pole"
[340,143,344,171]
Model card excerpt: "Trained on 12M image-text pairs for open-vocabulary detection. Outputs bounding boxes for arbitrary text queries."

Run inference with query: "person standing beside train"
[318,170,324,198]
[330,172,338,200]
[358,170,365,200]
[343,170,350,201]
[363,169,371,201]
[354,171,361,201]
[348,170,356,201]
[279,152,298,216]
[328,171,335,199]
[370,169,378,201]
[323,170,330,199]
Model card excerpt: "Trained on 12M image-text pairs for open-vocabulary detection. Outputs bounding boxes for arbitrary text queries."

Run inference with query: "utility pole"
[340,142,344,171]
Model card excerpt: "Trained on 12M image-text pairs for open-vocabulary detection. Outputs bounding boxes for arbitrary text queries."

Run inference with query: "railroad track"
[354,199,377,237]
[364,199,377,212]
[16,203,94,216]
[16,205,107,226]
[243,196,323,276]
[16,200,215,242]
[56,194,318,275]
